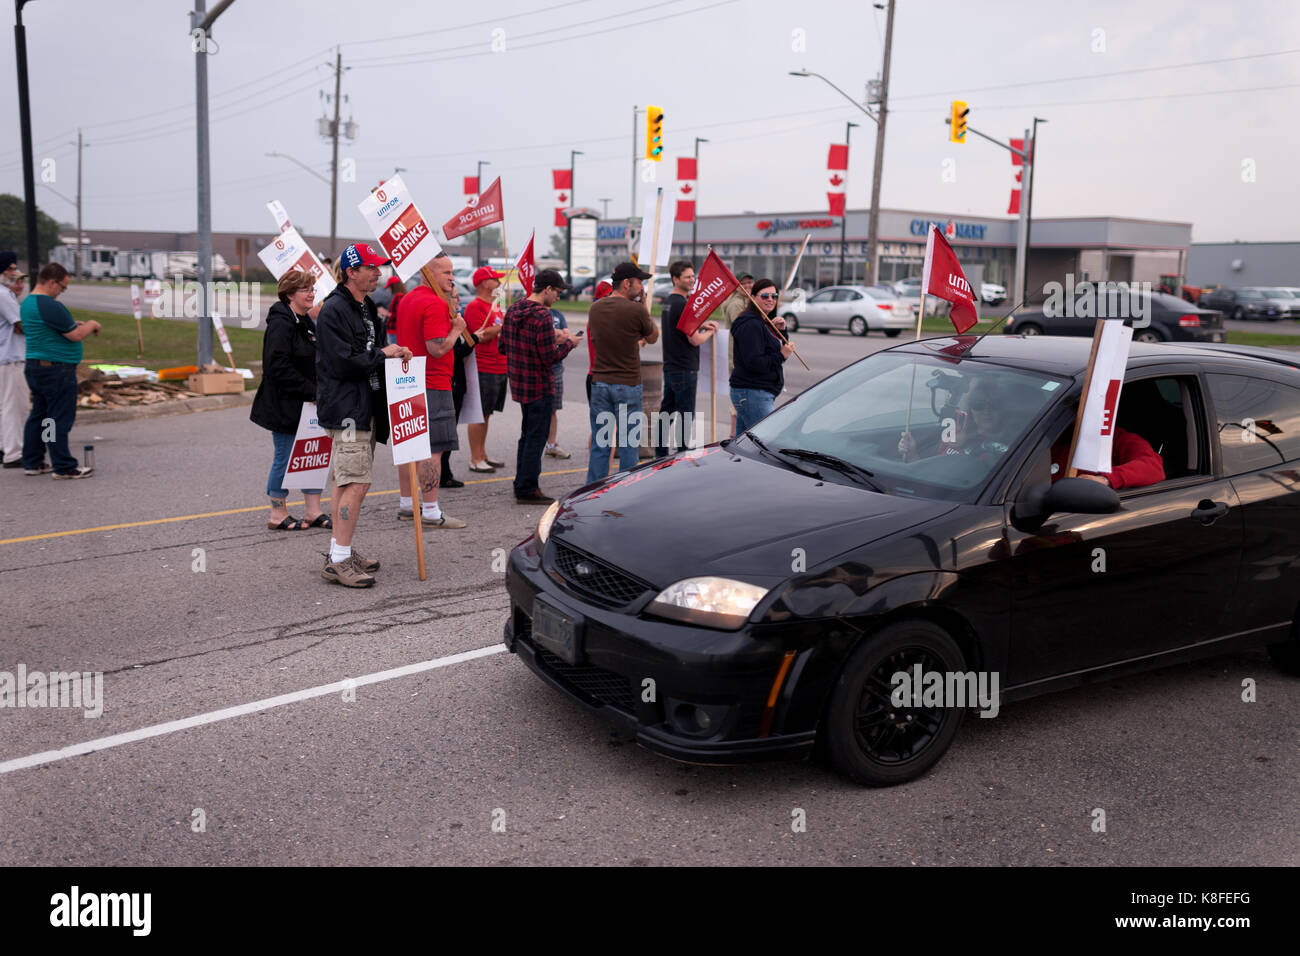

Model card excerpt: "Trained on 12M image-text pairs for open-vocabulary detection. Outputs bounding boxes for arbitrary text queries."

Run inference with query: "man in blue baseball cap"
[314,242,412,587]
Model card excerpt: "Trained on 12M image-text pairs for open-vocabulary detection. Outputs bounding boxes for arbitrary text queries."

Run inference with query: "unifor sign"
[910,219,987,240]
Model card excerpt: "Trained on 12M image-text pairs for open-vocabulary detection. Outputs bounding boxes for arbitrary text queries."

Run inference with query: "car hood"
[549,445,959,589]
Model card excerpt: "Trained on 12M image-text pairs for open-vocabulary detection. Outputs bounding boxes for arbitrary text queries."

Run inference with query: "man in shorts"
[315,243,412,587]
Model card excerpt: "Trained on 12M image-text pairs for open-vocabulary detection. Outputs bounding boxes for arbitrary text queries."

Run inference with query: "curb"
[78,391,254,424]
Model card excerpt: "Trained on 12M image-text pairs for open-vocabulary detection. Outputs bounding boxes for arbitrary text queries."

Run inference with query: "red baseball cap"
[472,266,505,287]
[594,280,614,300]
[385,276,402,288]
[340,243,390,271]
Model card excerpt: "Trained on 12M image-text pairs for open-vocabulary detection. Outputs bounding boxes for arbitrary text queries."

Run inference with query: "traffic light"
[950,100,969,144]
[645,106,664,161]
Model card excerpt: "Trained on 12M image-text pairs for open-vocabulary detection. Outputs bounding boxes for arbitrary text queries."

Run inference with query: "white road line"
[0,644,508,776]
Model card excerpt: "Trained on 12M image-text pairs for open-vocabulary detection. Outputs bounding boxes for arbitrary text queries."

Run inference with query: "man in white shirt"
[0,251,28,467]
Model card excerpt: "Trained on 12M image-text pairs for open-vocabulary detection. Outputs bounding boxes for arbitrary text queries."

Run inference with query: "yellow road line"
[0,467,586,546]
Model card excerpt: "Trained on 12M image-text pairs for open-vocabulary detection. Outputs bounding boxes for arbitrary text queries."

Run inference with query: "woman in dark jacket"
[729,277,794,434]
[250,271,329,530]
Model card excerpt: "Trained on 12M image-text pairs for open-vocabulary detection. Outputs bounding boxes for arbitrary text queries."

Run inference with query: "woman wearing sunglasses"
[729,278,795,435]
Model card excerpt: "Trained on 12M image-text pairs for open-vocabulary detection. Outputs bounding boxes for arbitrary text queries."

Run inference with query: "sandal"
[468,460,496,472]
[268,516,306,531]
[305,513,333,529]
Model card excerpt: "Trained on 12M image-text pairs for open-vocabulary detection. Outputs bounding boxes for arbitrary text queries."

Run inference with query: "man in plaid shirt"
[499,268,578,504]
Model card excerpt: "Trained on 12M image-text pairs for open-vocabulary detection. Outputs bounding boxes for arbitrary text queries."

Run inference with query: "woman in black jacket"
[729,277,795,435]
[250,271,329,530]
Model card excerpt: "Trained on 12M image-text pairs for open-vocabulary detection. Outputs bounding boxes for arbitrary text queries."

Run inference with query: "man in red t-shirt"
[463,266,507,472]
[394,254,468,529]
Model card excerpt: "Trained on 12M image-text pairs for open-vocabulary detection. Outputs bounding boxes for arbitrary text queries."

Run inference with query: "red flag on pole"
[515,229,536,296]
[553,169,572,228]
[921,224,979,334]
[827,143,848,218]
[676,247,739,336]
[676,157,697,222]
[442,176,504,240]
[1008,138,1024,214]
[463,176,478,205]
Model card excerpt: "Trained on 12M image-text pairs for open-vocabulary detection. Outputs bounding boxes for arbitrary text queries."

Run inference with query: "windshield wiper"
[779,448,885,491]
[745,431,822,478]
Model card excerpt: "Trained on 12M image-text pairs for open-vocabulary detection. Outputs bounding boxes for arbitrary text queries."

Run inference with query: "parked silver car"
[782,284,911,336]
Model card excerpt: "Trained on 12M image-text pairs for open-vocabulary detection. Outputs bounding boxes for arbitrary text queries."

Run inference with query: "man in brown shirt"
[585,261,659,484]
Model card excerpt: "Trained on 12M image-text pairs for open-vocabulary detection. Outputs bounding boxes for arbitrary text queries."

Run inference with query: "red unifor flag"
[921,224,980,334]
[463,176,478,206]
[827,143,848,218]
[443,176,504,240]
[676,247,739,336]
[553,169,572,228]
[676,157,697,222]
[516,229,536,296]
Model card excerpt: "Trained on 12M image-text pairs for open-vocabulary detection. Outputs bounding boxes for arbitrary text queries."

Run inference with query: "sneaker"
[544,444,572,459]
[52,466,93,479]
[399,510,466,528]
[321,557,375,588]
[515,490,555,505]
[3,460,22,469]
[485,456,506,468]
[349,549,380,573]
[23,464,52,476]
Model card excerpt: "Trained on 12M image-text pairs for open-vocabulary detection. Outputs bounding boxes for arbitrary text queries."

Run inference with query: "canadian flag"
[463,176,478,206]
[675,157,697,222]
[827,143,848,218]
[553,169,572,228]
[516,229,536,296]
[1008,138,1031,215]
[921,224,980,334]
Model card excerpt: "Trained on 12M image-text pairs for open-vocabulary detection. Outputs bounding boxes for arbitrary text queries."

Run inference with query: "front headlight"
[648,577,770,629]
[536,500,560,544]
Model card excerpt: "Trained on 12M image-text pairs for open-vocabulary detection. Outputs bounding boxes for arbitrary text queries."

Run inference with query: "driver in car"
[897,381,1015,465]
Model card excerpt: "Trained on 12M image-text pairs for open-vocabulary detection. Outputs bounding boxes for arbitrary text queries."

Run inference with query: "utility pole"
[691,136,707,264]
[839,122,858,283]
[1022,117,1045,302]
[475,159,490,265]
[599,198,611,219]
[15,0,40,287]
[329,49,341,253]
[865,0,895,285]
[75,129,83,277]
[630,105,639,219]
[570,149,583,211]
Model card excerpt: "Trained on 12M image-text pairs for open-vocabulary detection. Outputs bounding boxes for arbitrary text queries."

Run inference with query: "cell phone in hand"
[575,330,584,337]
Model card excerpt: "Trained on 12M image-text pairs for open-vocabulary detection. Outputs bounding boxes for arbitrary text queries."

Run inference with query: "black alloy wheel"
[824,620,968,786]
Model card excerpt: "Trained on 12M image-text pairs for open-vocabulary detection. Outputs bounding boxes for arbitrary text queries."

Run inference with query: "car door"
[842,289,869,329]
[1205,370,1300,637]
[804,288,837,329]
[1000,371,1243,687]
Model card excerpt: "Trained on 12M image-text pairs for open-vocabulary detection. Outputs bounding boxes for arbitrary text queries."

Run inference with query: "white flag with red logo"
[516,229,536,296]
[358,175,443,282]
[267,200,292,233]
[677,247,738,336]
[553,169,572,228]
[827,143,848,217]
[442,176,504,241]
[921,224,980,334]
[256,226,334,305]
[1071,321,1133,474]
[463,176,478,206]
[676,157,697,222]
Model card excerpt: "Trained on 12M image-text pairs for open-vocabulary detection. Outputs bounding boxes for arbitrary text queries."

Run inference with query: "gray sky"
[2,0,1298,255]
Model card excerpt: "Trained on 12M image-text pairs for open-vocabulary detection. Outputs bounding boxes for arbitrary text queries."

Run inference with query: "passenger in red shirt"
[1051,426,1165,489]
[393,254,468,529]
[463,266,507,472]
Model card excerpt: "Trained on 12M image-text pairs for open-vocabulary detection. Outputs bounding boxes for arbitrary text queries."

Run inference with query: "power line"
[889,80,1300,114]
[340,0,606,48]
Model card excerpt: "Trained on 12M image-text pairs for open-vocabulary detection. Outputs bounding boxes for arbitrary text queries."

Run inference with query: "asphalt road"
[1,328,1296,866]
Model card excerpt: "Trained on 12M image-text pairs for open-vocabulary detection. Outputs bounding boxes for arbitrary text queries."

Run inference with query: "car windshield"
[1265,288,1296,298]
[746,348,1068,501]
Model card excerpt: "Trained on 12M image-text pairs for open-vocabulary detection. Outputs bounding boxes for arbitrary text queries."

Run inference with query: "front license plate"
[1211,332,1225,342]
[532,597,581,664]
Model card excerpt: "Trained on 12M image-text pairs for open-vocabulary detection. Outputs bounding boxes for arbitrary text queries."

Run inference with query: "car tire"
[884,329,902,338]
[817,328,830,334]
[849,316,868,337]
[823,619,968,786]
[1134,329,1164,343]
[1017,322,1043,336]
[783,313,799,333]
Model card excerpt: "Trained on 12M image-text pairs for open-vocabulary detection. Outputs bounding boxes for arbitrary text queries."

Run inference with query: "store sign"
[909,218,987,241]
[598,224,628,239]
[755,217,836,237]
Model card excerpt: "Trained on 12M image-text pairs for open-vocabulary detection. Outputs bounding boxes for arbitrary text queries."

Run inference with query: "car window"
[844,290,864,301]
[1208,372,1300,474]
[1238,290,1264,300]
[809,289,837,303]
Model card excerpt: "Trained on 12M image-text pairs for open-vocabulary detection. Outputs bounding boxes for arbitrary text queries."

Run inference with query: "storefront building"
[597,207,1191,300]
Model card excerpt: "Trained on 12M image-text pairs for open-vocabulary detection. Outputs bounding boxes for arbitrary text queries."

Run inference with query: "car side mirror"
[1011,477,1121,532]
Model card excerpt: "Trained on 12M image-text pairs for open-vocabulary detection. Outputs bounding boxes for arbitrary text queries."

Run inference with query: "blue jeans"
[22,360,78,473]
[587,381,643,484]
[515,394,554,497]
[267,430,322,499]
[655,369,698,458]
[731,387,776,436]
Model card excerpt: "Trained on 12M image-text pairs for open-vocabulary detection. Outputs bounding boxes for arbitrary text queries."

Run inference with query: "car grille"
[535,648,637,713]
[551,540,652,608]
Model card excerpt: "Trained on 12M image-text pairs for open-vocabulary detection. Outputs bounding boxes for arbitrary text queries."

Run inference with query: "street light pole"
[265,151,330,184]
[691,136,707,264]
[14,0,39,287]
[867,0,896,285]
[570,149,583,210]
[1023,117,1046,303]
[599,198,611,219]
[840,122,858,284]
[476,159,490,264]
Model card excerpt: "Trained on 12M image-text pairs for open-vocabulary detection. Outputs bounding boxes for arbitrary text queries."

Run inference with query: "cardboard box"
[186,371,246,395]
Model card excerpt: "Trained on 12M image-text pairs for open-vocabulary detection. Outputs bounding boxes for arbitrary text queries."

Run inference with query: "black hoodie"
[313,282,391,444]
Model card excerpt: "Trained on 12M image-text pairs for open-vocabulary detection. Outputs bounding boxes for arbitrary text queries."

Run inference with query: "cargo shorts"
[325,421,376,487]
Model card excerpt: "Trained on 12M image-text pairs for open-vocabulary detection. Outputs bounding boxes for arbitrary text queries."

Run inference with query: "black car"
[1005,290,1225,342]
[504,336,1300,785]
[1198,287,1296,321]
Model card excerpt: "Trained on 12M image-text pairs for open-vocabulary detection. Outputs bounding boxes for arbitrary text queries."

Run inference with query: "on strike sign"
[257,227,334,306]
[283,402,333,490]
[359,175,443,283]
[387,356,431,465]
